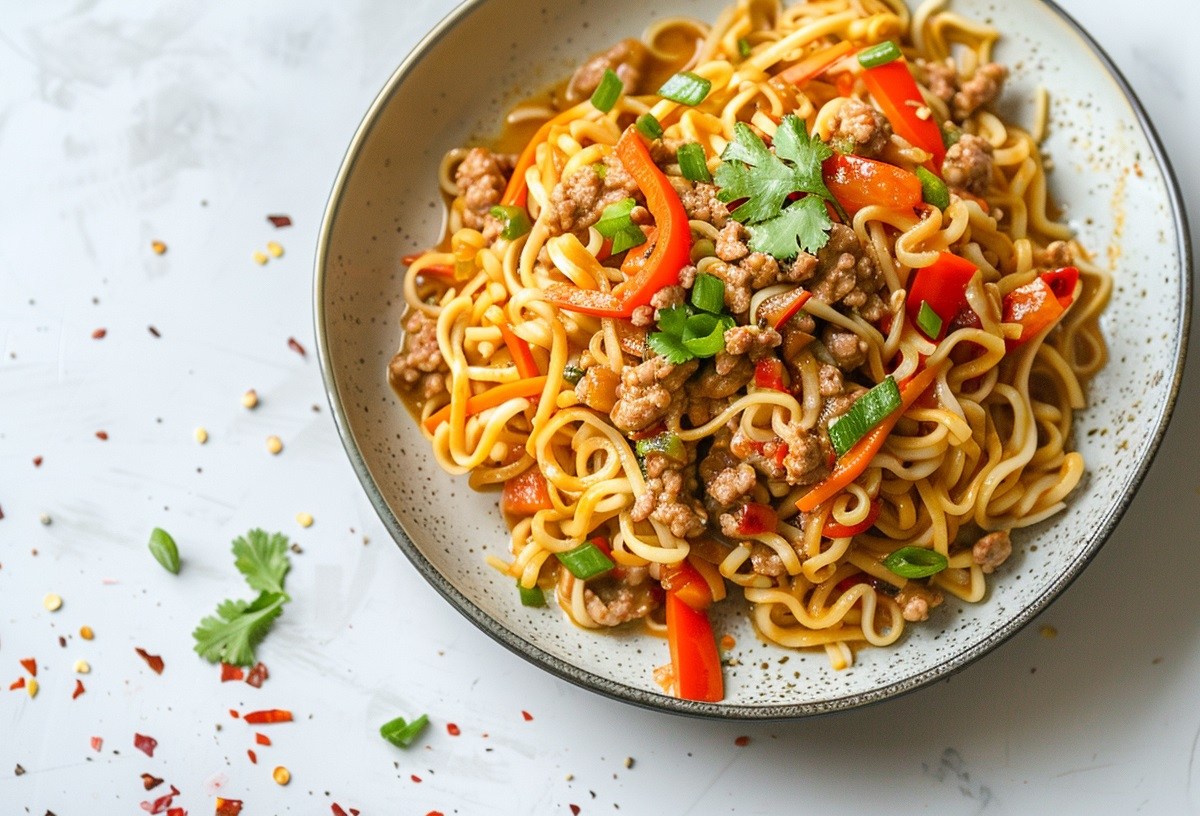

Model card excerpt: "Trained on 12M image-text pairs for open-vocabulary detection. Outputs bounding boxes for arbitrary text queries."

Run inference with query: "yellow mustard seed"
[194,426,209,444]
[241,389,259,409]
[252,250,269,265]
[74,659,91,674]
[43,593,63,612]
[272,766,291,785]
[266,435,283,455]
[296,512,313,528]
[266,241,284,258]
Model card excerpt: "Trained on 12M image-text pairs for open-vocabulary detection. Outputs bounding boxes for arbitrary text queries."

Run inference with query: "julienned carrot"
[500,102,592,209]
[776,40,855,86]
[797,363,944,512]
[498,323,539,378]
[422,376,549,433]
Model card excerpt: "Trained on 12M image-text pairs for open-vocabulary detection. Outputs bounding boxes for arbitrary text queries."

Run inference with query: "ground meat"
[799,224,886,321]
[672,179,729,229]
[454,148,515,236]
[972,530,1013,574]
[723,325,782,359]
[729,428,793,482]
[630,461,707,538]
[388,311,448,400]
[817,364,866,425]
[952,63,1008,121]
[689,355,754,400]
[583,567,659,626]
[575,365,620,413]
[708,253,781,315]
[895,582,944,622]
[650,285,686,312]
[1034,240,1074,268]
[714,221,750,262]
[913,57,958,104]
[777,423,832,486]
[748,543,787,577]
[564,39,648,105]
[822,326,867,371]
[705,462,757,507]
[547,153,641,235]
[828,98,892,158]
[610,356,698,432]
[685,395,731,427]
[941,133,994,195]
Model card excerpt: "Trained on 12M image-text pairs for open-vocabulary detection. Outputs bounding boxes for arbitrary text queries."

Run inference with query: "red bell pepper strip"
[861,59,946,169]
[754,358,788,392]
[544,127,692,317]
[498,323,539,378]
[904,252,978,340]
[822,154,922,214]
[501,467,553,516]
[665,591,724,702]
[776,41,855,86]
[660,558,713,611]
[422,375,548,433]
[797,362,944,512]
[756,287,812,330]
[732,501,779,535]
[822,498,882,537]
[1002,266,1079,348]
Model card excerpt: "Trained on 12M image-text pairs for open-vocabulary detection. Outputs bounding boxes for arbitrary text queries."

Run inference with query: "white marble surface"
[0,0,1196,813]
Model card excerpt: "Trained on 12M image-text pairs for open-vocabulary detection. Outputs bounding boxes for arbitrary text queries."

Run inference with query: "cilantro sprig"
[713,115,846,259]
[193,528,293,667]
[647,273,735,365]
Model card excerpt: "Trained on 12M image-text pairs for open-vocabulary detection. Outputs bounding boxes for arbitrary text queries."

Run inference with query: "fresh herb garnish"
[380,714,430,748]
[915,300,944,339]
[231,529,291,594]
[737,38,752,58]
[562,363,585,385]
[857,40,902,69]
[148,527,180,575]
[590,68,623,113]
[489,204,532,240]
[646,275,735,365]
[882,546,949,578]
[517,582,546,607]
[594,197,648,255]
[827,376,902,456]
[556,540,615,580]
[636,113,664,140]
[714,115,845,259]
[915,166,950,210]
[677,142,712,183]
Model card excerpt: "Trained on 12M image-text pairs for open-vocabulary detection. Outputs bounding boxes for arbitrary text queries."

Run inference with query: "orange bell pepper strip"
[1002,266,1079,349]
[544,127,693,318]
[422,376,548,433]
[500,101,592,210]
[776,41,855,87]
[665,591,724,702]
[822,153,922,214]
[498,323,539,378]
[861,58,946,169]
[660,558,713,611]
[797,363,944,512]
[501,466,553,516]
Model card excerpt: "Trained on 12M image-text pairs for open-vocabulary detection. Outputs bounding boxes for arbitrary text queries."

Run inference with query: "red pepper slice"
[776,41,855,86]
[822,154,922,214]
[905,252,978,340]
[1041,266,1080,308]
[756,288,812,330]
[243,708,293,724]
[665,591,724,702]
[1001,267,1078,348]
[861,59,946,169]
[754,358,788,392]
[822,498,882,537]
[660,558,713,611]
[733,502,779,536]
[545,127,692,317]
[498,323,540,378]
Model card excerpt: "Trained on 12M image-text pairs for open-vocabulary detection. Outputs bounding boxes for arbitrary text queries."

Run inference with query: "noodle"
[386,0,1109,702]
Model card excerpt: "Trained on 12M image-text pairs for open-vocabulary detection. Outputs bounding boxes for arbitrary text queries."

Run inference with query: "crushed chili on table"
[244,662,268,688]
[446,723,460,736]
[140,784,179,814]
[71,679,85,699]
[135,647,164,674]
[521,710,533,721]
[90,736,103,752]
[219,663,244,682]
[267,214,292,228]
[92,328,107,339]
[142,773,164,790]
[215,798,243,816]
[254,733,270,746]
[19,658,36,676]
[247,749,257,765]
[243,708,292,724]
[134,733,158,757]
[286,337,306,357]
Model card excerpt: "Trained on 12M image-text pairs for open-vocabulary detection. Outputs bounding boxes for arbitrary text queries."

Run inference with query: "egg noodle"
[391,0,1109,700]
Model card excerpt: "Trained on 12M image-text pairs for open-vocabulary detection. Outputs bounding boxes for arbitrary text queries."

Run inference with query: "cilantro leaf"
[772,114,834,195]
[232,529,291,595]
[192,591,287,667]
[714,123,797,223]
[656,304,690,337]
[747,197,834,259]
[647,332,694,365]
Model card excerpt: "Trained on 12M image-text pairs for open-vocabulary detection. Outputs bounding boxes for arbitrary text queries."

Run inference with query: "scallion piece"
[737,38,752,58]
[562,364,585,386]
[592,161,608,180]
[915,300,943,339]
[882,546,948,578]
[380,714,429,748]
[677,142,712,183]
[690,273,725,314]
[556,541,615,580]
[517,582,546,607]
[594,198,647,255]
[636,112,664,140]
[680,312,729,357]
[827,375,902,456]
[857,40,902,69]
[590,68,623,113]
[658,71,712,106]
[489,205,532,240]
[634,431,686,463]
[915,166,950,210]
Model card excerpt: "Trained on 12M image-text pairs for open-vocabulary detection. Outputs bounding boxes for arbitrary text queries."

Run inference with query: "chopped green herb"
[915,300,944,339]
[737,38,752,58]
[380,714,430,748]
[517,582,546,607]
[940,121,962,149]
[148,527,180,575]
[681,312,731,357]
[562,364,585,386]
[746,197,833,260]
[594,198,647,255]
[232,529,291,595]
[592,161,608,180]
[489,204,532,240]
[883,546,949,578]
[827,376,902,456]
[635,431,687,463]
[658,71,712,106]
[636,113,664,140]
[857,40,902,69]
[690,273,725,313]
[556,540,614,580]
[192,591,287,667]
[590,68,623,113]
[677,142,712,183]
[915,166,950,210]
[647,331,693,365]
[656,304,690,336]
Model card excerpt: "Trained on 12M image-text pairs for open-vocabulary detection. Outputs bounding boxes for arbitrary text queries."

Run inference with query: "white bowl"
[314,0,1190,717]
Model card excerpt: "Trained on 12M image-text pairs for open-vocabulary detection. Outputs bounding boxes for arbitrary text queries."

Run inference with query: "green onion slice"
[489,205,532,240]
[827,375,902,456]
[915,166,950,210]
[690,273,725,314]
[857,40,902,69]
[915,300,944,339]
[594,198,648,255]
[380,714,430,748]
[590,68,623,113]
[634,431,687,463]
[882,546,949,578]
[737,38,752,58]
[517,581,546,607]
[562,364,585,386]
[658,71,712,106]
[636,112,664,140]
[681,312,731,358]
[677,142,712,183]
[556,540,615,580]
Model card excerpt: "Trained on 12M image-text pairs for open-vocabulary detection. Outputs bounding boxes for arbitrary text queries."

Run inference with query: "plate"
[314,0,1190,717]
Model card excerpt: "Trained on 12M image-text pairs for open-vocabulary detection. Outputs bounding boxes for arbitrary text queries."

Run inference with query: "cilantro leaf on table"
[232,528,291,594]
[747,196,834,260]
[192,591,287,667]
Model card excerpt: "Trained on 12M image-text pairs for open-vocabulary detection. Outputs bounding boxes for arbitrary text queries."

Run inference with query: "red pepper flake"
[734,735,751,747]
[521,710,533,721]
[19,658,37,676]
[427,812,445,816]
[570,806,581,815]
[166,810,185,816]
[330,806,348,816]
[244,662,268,688]
[254,733,270,746]
[90,736,103,752]
[446,723,461,736]
[72,679,86,699]
[96,430,109,440]
[33,456,43,467]
[410,774,422,783]
[139,783,179,814]
[215,798,243,816]
[148,325,161,338]
[135,647,165,675]
[219,663,244,682]
[243,708,292,724]
[287,337,306,357]
[92,328,107,339]
[267,214,292,228]
[142,773,164,790]
[134,733,158,757]
[246,749,257,765]
[9,677,25,691]
[229,709,240,719]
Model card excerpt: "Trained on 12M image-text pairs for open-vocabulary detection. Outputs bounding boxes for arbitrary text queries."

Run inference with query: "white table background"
[1,0,1196,813]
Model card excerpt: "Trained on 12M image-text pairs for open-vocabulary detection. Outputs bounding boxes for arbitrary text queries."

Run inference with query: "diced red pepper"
[733,502,779,536]
[665,592,724,702]
[755,288,812,330]
[498,323,540,378]
[822,498,882,537]
[822,154,922,214]
[1002,267,1079,348]
[754,358,788,392]
[243,708,293,724]
[861,59,946,169]
[1041,266,1080,308]
[501,467,553,516]
[905,252,978,340]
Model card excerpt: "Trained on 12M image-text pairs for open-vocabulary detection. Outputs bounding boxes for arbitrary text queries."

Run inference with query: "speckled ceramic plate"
[314,0,1190,717]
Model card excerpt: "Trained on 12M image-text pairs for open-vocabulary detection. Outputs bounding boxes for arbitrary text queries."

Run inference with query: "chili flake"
[734,735,751,747]
[331,806,349,816]
[90,736,103,752]
[135,647,165,675]
[272,765,290,785]
[9,677,25,691]
[247,749,257,764]
[446,723,461,736]
[148,325,161,338]
[71,679,85,699]
[134,733,158,757]
[254,733,270,746]
[140,784,180,814]
[96,430,109,440]
[43,593,63,611]
[215,797,244,816]
[570,806,581,815]
[33,456,43,466]
[521,710,533,721]
[220,663,244,682]
[243,708,292,724]
[229,709,240,719]
[245,662,268,689]
[92,328,107,340]
[80,625,95,640]
[142,773,164,790]
[267,214,292,228]
[286,337,306,357]
[19,658,37,676]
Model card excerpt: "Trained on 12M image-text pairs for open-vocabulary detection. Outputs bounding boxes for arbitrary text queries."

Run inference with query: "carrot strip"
[776,41,855,86]
[500,102,591,209]
[498,323,539,378]
[797,363,944,512]
[422,376,549,433]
